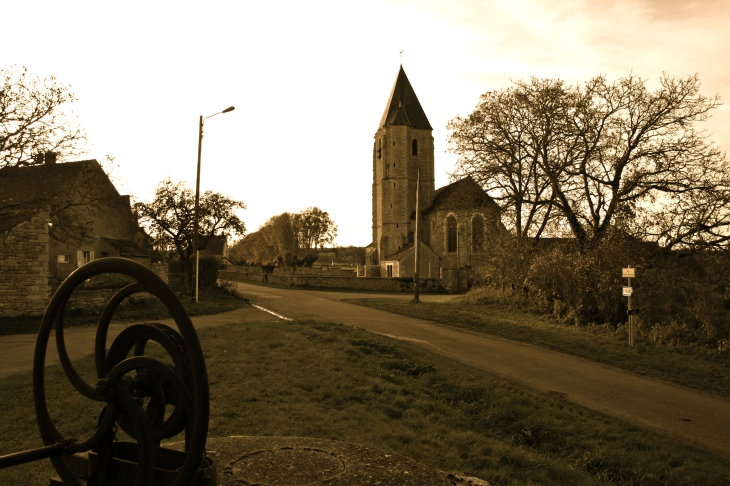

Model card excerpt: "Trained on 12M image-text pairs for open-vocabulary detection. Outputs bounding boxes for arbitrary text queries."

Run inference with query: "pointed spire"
[379,66,432,130]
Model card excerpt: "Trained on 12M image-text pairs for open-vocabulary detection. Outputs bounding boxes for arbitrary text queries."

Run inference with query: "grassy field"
[348,295,730,399]
[0,286,248,336]
[1,319,728,485]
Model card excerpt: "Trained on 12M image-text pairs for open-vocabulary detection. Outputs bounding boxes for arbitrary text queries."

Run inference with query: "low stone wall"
[242,265,357,277]
[220,267,444,292]
[0,212,51,317]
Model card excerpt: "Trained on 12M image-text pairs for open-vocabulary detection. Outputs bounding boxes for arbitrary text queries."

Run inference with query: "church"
[364,66,501,281]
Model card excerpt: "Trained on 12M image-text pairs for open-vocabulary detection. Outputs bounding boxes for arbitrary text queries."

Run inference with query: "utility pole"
[413,169,420,303]
[194,115,203,303]
[456,229,460,292]
[193,106,235,303]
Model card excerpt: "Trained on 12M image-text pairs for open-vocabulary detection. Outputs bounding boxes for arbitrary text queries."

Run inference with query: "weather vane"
[399,50,404,65]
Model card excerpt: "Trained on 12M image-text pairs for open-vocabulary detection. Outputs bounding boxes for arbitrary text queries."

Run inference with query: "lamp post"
[194,106,235,303]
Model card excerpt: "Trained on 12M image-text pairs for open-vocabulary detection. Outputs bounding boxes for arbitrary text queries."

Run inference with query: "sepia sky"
[3,0,729,246]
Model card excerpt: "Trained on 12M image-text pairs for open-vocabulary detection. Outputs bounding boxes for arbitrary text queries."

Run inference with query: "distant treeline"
[229,207,338,266]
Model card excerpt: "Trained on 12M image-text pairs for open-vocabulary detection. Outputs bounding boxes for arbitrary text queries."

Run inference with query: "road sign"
[622,286,633,297]
[622,268,636,278]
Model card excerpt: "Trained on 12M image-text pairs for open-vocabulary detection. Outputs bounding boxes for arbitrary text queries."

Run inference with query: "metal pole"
[194,115,203,303]
[192,106,234,303]
[0,443,66,469]
[456,229,460,292]
[413,169,420,303]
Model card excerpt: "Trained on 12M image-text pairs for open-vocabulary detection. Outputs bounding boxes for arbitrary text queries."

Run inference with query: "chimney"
[45,152,57,165]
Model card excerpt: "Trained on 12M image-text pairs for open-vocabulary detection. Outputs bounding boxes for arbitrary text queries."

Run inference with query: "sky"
[3,0,729,247]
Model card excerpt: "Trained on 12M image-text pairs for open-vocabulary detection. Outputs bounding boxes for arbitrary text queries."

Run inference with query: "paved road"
[231,282,730,459]
[2,283,729,459]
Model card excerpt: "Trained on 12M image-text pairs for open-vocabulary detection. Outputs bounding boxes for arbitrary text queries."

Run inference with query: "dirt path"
[231,282,730,459]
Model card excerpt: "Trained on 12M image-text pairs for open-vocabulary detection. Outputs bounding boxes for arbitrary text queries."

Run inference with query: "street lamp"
[194,105,235,303]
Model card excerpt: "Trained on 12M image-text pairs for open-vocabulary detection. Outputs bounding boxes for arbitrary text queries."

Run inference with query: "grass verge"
[1,319,728,485]
[0,286,249,337]
[347,296,730,398]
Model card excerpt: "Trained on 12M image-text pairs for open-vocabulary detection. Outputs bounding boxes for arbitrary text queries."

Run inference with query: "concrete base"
[169,436,490,486]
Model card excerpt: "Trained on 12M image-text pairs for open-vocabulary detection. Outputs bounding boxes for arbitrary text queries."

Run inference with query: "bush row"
[470,233,730,349]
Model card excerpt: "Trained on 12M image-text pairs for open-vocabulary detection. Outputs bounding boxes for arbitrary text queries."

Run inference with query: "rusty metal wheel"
[32,258,209,486]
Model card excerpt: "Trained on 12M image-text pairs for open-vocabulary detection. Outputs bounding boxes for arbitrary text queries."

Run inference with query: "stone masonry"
[366,66,501,281]
[0,211,51,317]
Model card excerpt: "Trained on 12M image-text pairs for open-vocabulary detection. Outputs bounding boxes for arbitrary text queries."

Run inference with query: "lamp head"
[222,106,235,113]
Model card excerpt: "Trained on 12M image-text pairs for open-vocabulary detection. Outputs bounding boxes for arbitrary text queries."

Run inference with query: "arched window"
[412,139,418,156]
[446,216,458,253]
[472,215,485,252]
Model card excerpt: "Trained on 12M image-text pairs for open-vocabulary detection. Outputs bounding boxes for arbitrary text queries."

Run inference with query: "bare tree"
[0,66,88,167]
[261,212,300,261]
[228,231,272,266]
[297,206,338,254]
[229,207,338,265]
[448,78,570,239]
[558,73,727,248]
[449,73,728,249]
[135,178,246,262]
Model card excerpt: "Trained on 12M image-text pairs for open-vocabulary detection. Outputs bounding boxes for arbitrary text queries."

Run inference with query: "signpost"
[622,267,637,347]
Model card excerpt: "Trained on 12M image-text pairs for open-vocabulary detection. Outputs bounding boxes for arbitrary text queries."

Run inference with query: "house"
[365,67,502,284]
[0,156,150,316]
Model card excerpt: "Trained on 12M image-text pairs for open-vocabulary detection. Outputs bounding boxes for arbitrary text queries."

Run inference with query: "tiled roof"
[383,243,414,261]
[0,160,111,234]
[425,176,499,213]
[102,237,150,257]
[379,66,432,130]
[0,160,104,210]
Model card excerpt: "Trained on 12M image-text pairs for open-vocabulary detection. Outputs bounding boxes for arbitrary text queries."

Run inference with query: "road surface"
[231,281,730,459]
[2,283,728,459]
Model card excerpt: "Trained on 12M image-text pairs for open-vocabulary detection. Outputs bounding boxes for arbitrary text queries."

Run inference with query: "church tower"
[370,66,435,264]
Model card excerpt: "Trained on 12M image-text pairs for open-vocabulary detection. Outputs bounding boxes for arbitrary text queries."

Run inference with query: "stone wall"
[0,212,51,317]
[220,266,444,293]
[241,265,357,277]
[428,208,500,270]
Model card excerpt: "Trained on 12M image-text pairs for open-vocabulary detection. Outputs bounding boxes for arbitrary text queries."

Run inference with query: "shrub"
[469,232,730,348]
